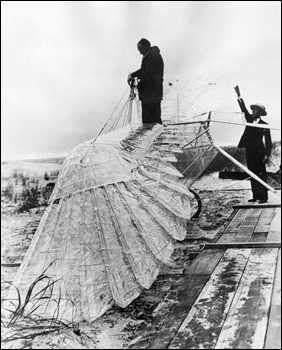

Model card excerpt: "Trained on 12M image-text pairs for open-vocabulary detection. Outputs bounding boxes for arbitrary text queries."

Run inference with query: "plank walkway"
[129,191,281,349]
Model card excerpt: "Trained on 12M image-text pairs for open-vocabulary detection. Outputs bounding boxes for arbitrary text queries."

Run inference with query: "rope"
[210,111,243,114]
[110,98,130,131]
[79,87,131,165]
[93,87,130,141]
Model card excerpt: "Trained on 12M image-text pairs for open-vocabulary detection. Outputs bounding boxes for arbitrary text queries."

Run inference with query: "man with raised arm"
[234,85,272,203]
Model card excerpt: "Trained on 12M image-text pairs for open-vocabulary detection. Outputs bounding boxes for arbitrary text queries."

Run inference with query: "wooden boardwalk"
[129,191,281,349]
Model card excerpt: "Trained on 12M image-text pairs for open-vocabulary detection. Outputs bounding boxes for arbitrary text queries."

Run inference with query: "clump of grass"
[1,262,79,345]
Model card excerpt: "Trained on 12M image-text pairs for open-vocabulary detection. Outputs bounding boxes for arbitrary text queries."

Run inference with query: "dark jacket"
[131,46,164,104]
[237,98,272,156]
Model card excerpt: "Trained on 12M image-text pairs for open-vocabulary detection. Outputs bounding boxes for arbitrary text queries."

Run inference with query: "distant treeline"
[23,157,65,164]
[203,146,246,175]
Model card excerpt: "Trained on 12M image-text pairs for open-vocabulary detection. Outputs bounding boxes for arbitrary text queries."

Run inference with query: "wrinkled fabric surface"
[5,122,216,323]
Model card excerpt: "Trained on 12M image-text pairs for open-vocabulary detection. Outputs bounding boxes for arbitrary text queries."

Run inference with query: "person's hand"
[127,74,133,85]
[234,85,241,99]
[262,155,270,164]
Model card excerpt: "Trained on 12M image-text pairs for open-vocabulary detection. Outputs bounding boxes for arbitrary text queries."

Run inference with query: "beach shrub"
[18,187,39,213]
[2,186,13,201]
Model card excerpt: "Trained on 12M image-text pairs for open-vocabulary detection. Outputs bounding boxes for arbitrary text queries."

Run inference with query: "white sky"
[1,1,281,159]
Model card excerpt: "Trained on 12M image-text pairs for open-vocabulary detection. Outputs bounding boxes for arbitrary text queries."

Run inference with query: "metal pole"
[212,143,277,194]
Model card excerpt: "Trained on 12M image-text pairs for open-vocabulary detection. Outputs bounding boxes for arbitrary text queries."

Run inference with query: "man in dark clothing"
[234,86,272,203]
[127,38,164,124]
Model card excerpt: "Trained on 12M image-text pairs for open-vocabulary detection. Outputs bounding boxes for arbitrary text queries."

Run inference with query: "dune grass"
[1,261,78,340]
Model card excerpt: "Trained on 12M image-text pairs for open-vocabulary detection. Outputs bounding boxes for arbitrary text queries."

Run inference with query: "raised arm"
[234,85,252,121]
[234,85,241,99]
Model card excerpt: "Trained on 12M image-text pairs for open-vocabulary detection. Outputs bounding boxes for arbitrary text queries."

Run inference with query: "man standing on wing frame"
[127,38,164,125]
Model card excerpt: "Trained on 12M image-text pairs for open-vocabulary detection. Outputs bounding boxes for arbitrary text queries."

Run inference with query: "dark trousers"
[141,101,162,124]
[246,148,268,200]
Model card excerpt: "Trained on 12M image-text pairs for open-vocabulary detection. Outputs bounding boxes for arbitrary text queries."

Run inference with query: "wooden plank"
[235,226,255,242]
[264,249,281,349]
[217,233,237,244]
[259,207,276,216]
[129,276,209,349]
[258,208,275,222]
[218,210,259,243]
[216,188,254,191]
[234,203,280,209]
[215,248,279,349]
[253,224,271,233]
[242,218,259,227]
[233,209,250,221]
[248,208,263,217]
[167,249,251,349]
[250,231,268,242]
[267,208,281,242]
[129,250,224,349]
[202,242,281,249]
[232,207,261,217]
[224,220,244,233]
[253,208,276,233]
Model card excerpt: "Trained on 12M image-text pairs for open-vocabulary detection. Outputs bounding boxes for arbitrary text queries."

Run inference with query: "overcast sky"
[1,1,281,159]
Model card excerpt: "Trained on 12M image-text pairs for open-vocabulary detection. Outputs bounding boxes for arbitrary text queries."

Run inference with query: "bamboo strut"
[167,118,281,131]
[212,144,278,194]
[211,119,281,131]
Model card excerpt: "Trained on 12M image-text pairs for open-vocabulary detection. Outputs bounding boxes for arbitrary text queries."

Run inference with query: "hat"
[250,103,267,116]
